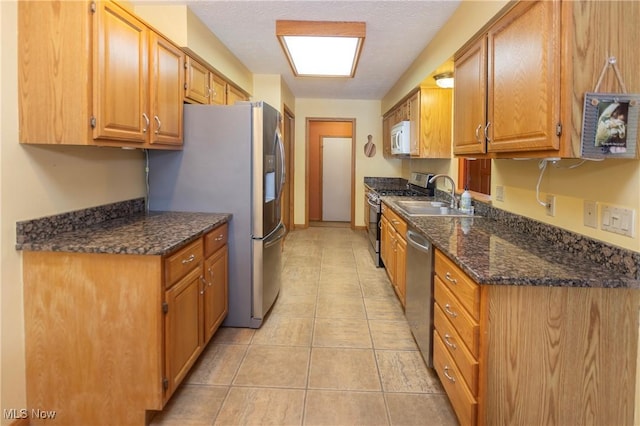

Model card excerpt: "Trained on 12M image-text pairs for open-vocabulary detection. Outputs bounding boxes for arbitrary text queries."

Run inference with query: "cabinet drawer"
[165,239,203,288]
[434,303,478,394]
[204,223,228,258]
[434,330,477,426]
[434,250,479,321]
[382,203,407,236]
[434,276,479,357]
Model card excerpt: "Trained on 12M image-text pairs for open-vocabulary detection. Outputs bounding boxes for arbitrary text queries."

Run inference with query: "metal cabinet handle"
[474,124,483,143]
[206,87,212,98]
[214,234,224,241]
[444,334,457,350]
[199,276,207,294]
[208,267,214,284]
[484,121,492,143]
[444,303,458,318]
[154,115,161,134]
[444,272,457,285]
[443,366,456,383]
[142,113,150,133]
[181,254,195,264]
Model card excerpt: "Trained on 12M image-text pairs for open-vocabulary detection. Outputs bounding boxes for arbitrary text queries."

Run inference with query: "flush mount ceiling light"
[434,72,454,88]
[276,20,366,77]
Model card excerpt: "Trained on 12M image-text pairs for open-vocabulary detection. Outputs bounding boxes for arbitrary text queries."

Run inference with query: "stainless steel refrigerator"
[147,102,286,328]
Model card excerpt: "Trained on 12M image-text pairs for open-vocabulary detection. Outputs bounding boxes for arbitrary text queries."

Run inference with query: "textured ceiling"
[180,0,461,100]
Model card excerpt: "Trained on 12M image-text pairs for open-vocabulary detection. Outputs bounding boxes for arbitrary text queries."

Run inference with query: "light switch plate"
[584,200,598,228]
[601,204,635,237]
[495,185,504,202]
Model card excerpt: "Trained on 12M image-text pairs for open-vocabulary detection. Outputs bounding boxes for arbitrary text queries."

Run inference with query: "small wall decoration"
[581,57,639,159]
[364,134,376,157]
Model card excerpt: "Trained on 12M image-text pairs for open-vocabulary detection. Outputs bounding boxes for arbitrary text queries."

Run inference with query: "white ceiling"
[178,1,461,100]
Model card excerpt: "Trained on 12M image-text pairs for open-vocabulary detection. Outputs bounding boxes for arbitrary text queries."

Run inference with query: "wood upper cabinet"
[149,32,184,146]
[184,56,211,104]
[486,0,560,153]
[93,1,149,144]
[19,1,183,149]
[226,84,249,105]
[454,0,639,158]
[454,1,560,156]
[184,56,227,105]
[453,37,487,156]
[383,87,452,159]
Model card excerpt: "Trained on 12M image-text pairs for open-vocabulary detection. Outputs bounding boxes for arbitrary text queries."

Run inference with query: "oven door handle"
[367,198,380,211]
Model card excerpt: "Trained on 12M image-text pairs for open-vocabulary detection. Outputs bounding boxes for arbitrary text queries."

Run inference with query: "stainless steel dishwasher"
[405,227,434,367]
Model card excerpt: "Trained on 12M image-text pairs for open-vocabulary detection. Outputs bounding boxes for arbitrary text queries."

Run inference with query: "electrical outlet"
[495,185,504,202]
[584,200,598,228]
[546,195,556,217]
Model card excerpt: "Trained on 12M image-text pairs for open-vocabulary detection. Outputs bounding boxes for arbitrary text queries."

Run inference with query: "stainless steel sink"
[394,200,475,217]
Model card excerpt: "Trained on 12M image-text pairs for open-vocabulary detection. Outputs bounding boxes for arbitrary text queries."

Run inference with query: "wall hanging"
[364,134,376,157]
[581,56,639,159]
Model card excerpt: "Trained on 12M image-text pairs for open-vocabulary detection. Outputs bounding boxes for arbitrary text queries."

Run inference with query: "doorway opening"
[306,119,355,228]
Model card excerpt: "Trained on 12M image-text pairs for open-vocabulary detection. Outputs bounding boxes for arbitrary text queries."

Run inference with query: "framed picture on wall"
[581,92,639,159]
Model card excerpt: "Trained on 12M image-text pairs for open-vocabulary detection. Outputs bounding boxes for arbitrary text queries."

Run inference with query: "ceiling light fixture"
[276,20,365,78]
[434,72,454,89]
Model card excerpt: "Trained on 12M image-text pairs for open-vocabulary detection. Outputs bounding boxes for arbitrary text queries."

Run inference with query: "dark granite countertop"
[381,195,640,290]
[17,211,231,256]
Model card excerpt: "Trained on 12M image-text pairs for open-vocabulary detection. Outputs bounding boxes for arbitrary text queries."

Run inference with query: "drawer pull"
[444,334,457,350]
[443,366,456,383]
[444,303,458,318]
[444,272,457,284]
[214,234,224,241]
[181,254,196,264]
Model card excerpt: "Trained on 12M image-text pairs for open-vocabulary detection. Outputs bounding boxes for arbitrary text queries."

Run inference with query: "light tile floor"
[151,227,458,426]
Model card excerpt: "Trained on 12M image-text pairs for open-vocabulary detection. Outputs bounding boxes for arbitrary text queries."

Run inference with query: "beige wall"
[1,2,147,423]
[293,99,402,227]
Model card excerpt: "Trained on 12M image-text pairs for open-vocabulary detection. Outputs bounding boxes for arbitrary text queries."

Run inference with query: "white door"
[322,137,351,221]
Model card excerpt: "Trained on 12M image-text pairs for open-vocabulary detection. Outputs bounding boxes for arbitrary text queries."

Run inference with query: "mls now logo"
[4,408,57,420]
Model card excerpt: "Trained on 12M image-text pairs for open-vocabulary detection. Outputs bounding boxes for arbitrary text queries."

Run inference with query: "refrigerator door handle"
[264,222,287,248]
[276,128,286,202]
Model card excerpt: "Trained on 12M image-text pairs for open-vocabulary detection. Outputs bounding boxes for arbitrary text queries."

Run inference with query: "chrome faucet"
[428,174,458,209]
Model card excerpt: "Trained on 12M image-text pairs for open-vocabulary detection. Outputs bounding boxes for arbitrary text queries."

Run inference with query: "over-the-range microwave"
[391,121,411,155]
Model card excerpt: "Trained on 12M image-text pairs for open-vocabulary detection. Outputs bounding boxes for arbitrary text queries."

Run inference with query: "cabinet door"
[184,56,210,104]
[149,32,184,146]
[380,215,390,266]
[395,236,407,307]
[408,91,421,156]
[419,88,452,159]
[203,246,228,344]
[226,84,247,105]
[487,0,561,153]
[93,2,148,143]
[210,74,227,105]
[382,115,392,157]
[453,36,487,155]
[165,267,203,398]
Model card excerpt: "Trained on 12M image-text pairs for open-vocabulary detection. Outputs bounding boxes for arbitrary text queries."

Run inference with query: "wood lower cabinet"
[433,248,640,426]
[22,223,229,425]
[381,203,407,306]
[19,0,184,149]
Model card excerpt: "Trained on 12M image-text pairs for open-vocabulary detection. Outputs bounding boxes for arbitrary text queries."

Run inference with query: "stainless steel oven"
[364,172,436,268]
[365,188,383,267]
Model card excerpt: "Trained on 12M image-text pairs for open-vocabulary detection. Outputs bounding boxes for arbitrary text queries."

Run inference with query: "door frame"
[305,118,356,229]
[282,105,295,234]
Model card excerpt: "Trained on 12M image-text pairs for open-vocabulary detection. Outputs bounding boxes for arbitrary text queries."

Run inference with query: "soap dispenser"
[460,187,472,213]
